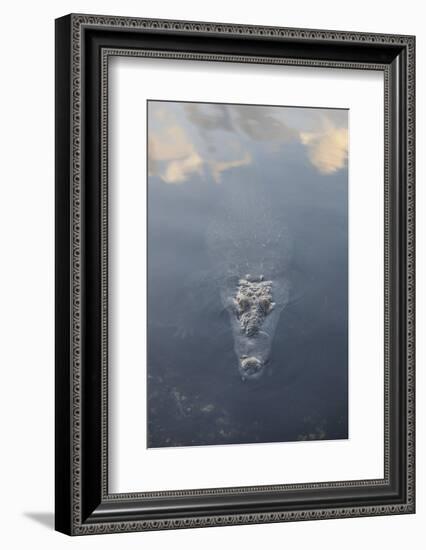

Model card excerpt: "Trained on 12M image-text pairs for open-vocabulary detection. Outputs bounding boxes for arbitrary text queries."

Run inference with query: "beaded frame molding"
[55,14,415,535]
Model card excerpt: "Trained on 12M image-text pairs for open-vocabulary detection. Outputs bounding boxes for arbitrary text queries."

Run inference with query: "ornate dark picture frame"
[55,13,415,535]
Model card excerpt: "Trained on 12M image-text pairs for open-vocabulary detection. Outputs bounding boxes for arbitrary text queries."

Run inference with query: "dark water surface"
[147,101,348,447]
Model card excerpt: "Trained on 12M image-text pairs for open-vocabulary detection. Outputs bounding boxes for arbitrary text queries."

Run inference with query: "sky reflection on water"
[147,100,348,448]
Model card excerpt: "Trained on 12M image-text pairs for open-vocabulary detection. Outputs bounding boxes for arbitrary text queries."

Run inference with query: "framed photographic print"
[55,14,415,535]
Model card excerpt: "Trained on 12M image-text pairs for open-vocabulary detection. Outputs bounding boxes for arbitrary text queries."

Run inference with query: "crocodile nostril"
[240,356,263,377]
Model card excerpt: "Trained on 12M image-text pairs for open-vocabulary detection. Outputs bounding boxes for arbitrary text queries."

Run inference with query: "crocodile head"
[223,274,287,380]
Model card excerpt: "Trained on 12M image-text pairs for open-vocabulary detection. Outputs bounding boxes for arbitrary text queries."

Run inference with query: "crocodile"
[206,175,293,380]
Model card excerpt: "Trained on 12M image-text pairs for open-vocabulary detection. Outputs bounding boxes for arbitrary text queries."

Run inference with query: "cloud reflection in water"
[148,100,348,183]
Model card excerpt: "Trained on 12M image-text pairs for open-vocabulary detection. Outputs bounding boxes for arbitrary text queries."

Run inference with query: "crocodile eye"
[237,296,250,311]
[258,297,270,313]
[234,294,249,314]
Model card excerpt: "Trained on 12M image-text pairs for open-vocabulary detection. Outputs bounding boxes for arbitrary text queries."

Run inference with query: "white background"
[110,58,384,492]
[0,0,423,548]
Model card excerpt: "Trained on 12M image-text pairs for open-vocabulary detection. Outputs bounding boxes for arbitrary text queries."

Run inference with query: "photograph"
[147,100,349,448]
[52,9,415,537]
[0,0,420,546]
